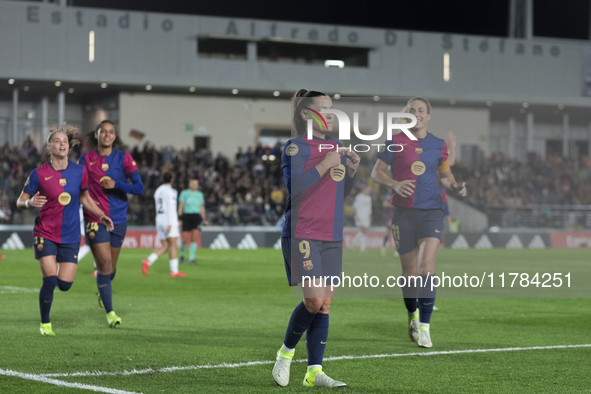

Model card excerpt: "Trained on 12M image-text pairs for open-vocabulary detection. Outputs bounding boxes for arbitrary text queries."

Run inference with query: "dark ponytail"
[86,120,122,150]
[291,89,326,137]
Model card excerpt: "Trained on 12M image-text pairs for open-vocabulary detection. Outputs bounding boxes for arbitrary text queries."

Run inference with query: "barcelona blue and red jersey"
[281,134,354,241]
[79,148,139,225]
[377,132,449,210]
[23,161,88,244]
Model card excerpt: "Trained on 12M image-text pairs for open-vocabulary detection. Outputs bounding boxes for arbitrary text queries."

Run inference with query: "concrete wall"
[0,1,587,101]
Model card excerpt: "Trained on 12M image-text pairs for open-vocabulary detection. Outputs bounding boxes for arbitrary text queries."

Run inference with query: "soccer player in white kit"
[351,186,372,251]
[142,172,186,277]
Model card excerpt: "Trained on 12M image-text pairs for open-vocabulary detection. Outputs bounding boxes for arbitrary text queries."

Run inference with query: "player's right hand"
[322,151,342,168]
[393,180,415,197]
[30,192,47,207]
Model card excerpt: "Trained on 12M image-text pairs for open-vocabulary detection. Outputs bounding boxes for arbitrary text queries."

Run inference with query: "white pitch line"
[39,344,591,378]
[0,286,39,294]
[0,368,142,394]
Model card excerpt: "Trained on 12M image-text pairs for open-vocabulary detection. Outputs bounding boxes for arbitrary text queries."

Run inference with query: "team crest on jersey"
[37,243,43,251]
[330,164,346,182]
[411,161,426,176]
[415,148,423,154]
[58,192,71,206]
[285,143,299,156]
[89,232,95,239]
[59,178,67,186]
[303,260,313,271]
[102,163,109,171]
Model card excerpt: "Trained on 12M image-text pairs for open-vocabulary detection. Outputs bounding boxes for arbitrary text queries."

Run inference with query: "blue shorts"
[34,237,79,263]
[85,222,127,248]
[281,237,343,286]
[391,207,444,255]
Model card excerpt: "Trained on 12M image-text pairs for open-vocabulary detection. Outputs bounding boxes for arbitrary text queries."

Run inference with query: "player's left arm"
[344,150,359,197]
[438,168,466,197]
[80,190,114,230]
[200,204,209,226]
[104,153,144,194]
[436,140,465,196]
[80,167,114,230]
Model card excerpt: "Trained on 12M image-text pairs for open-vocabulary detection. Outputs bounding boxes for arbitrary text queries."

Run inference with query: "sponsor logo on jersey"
[285,143,299,156]
[303,260,313,271]
[90,161,96,166]
[58,192,71,205]
[411,161,426,175]
[102,163,109,171]
[45,176,53,181]
[59,178,67,186]
[330,164,346,182]
[100,176,112,184]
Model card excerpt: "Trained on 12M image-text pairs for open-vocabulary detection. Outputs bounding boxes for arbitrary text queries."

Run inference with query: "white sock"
[282,344,294,353]
[360,234,367,251]
[307,364,322,370]
[352,232,361,246]
[147,253,158,266]
[420,322,430,330]
[170,258,179,274]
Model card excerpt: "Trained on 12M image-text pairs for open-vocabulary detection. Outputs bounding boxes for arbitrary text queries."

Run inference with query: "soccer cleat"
[40,322,55,336]
[303,367,346,388]
[93,271,97,278]
[97,292,103,308]
[107,311,121,328]
[189,260,196,265]
[142,260,149,276]
[408,311,419,342]
[272,348,294,387]
[170,272,187,277]
[418,326,432,348]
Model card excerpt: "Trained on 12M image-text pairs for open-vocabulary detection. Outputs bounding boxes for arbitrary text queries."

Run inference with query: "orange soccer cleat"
[142,260,150,276]
[170,272,186,278]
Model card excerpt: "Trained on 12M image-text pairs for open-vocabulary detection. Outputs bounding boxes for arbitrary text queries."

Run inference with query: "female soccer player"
[17,123,114,335]
[79,120,144,327]
[142,172,186,277]
[371,97,466,348]
[272,90,359,388]
[178,178,208,265]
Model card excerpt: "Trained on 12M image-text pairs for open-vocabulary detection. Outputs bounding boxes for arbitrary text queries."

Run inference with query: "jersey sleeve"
[376,139,396,164]
[23,170,40,196]
[178,190,187,203]
[282,140,321,196]
[81,166,89,192]
[438,141,450,171]
[124,152,139,176]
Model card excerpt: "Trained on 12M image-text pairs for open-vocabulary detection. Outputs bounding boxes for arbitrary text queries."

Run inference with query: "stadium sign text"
[225,21,561,58]
[25,6,174,32]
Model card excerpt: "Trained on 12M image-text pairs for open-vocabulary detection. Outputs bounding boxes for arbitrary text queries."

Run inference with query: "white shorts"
[355,216,370,228]
[156,222,180,240]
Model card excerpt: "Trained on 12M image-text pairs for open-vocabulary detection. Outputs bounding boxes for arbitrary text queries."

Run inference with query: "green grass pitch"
[1,248,590,393]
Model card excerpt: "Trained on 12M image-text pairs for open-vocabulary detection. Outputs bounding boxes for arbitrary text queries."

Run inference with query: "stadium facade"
[0,0,590,162]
